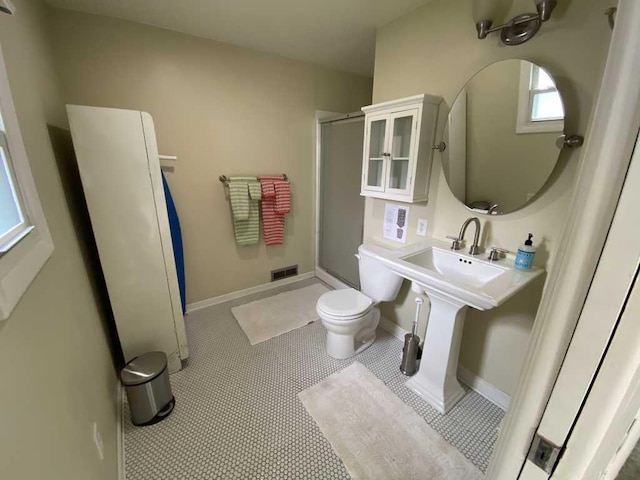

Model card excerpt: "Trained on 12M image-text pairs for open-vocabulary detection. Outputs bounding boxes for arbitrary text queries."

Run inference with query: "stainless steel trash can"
[120,351,175,426]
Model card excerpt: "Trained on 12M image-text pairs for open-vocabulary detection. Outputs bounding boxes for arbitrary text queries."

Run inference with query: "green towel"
[229,176,260,245]
[248,181,262,202]
[229,178,251,221]
[233,200,260,246]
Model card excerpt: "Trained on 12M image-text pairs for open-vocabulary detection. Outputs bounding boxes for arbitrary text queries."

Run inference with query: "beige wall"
[465,59,559,213]
[366,0,612,395]
[48,9,373,304]
[0,1,118,479]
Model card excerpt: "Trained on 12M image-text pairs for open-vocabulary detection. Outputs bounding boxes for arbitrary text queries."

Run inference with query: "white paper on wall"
[383,203,409,243]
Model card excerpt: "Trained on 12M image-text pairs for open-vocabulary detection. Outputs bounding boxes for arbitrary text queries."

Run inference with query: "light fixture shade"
[534,0,557,22]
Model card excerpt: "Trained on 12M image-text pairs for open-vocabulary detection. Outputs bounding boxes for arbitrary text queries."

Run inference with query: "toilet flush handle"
[354,254,360,260]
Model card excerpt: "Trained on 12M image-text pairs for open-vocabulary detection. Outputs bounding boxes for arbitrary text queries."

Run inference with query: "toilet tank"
[358,245,403,303]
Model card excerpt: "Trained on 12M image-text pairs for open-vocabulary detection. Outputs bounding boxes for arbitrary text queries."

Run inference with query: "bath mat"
[231,283,330,345]
[298,362,483,480]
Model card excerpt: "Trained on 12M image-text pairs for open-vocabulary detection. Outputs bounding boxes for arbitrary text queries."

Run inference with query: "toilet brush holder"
[400,332,420,376]
[400,296,424,376]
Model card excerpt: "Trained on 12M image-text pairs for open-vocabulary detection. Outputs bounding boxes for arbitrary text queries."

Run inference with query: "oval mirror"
[442,59,565,215]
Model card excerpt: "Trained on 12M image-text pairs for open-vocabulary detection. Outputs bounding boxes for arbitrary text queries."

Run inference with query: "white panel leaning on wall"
[67,105,188,374]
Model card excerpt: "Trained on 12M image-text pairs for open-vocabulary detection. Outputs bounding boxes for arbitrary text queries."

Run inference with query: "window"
[0,43,53,320]
[0,118,33,253]
[516,62,564,134]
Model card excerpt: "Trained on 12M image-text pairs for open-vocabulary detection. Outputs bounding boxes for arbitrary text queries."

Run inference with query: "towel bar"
[219,173,288,185]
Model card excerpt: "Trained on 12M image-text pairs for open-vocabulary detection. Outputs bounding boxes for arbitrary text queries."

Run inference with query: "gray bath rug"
[298,362,484,479]
[231,283,330,345]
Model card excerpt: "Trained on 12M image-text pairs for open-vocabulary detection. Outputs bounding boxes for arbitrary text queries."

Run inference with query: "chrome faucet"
[447,217,482,255]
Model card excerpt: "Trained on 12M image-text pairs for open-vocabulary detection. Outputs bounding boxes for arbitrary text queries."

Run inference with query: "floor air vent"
[271,265,298,282]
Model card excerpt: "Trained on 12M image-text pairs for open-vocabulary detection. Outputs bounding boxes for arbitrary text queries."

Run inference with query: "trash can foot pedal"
[133,397,175,427]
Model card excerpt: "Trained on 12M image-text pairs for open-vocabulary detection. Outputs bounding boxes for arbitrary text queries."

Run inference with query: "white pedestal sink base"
[406,294,468,414]
[358,241,543,414]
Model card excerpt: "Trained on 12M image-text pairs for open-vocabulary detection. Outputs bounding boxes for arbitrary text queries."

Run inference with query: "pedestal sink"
[360,240,544,414]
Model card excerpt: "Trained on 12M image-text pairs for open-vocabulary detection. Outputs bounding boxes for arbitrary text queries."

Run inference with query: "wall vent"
[271,265,298,282]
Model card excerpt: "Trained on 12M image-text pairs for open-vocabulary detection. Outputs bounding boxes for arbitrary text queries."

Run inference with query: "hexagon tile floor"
[124,279,504,479]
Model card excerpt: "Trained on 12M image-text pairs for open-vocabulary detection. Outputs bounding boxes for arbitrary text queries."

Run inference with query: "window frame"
[0,42,53,320]
[516,61,564,135]
[0,130,33,251]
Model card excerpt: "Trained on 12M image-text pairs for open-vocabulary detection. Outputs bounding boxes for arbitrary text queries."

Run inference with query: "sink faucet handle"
[446,235,462,251]
[488,246,510,261]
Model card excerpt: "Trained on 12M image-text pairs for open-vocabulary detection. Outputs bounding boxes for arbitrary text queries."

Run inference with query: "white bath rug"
[231,283,330,345]
[298,362,484,480]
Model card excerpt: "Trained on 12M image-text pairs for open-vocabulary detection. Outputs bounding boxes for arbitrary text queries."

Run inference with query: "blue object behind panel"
[162,172,186,314]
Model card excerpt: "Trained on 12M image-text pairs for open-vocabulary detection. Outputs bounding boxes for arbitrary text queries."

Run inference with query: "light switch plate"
[417,219,427,237]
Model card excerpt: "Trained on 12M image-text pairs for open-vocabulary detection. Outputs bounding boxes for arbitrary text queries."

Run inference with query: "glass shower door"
[319,117,365,288]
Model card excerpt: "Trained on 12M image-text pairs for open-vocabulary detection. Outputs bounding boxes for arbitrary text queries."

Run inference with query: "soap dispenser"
[515,234,536,270]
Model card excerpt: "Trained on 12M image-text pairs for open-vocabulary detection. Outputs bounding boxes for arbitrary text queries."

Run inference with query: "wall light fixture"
[474,0,557,46]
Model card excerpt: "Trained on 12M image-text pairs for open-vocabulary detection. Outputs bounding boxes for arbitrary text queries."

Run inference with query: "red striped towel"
[274,181,290,215]
[259,175,287,246]
[261,180,276,198]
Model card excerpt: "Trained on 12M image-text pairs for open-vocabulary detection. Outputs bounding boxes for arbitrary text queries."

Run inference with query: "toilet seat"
[317,289,373,320]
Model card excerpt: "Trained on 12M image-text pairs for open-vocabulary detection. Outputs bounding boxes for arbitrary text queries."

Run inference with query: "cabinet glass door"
[364,116,388,191]
[387,110,417,193]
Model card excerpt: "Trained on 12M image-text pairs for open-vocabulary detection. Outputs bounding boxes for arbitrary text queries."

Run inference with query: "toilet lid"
[317,289,373,317]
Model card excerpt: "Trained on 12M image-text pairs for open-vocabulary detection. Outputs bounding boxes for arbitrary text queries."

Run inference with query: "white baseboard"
[457,365,510,411]
[117,381,125,480]
[379,316,409,341]
[186,272,316,313]
[378,317,510,411]
[315,267,351,290]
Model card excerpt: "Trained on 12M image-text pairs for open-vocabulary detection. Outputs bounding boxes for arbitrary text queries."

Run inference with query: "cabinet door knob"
[432,142,447,152]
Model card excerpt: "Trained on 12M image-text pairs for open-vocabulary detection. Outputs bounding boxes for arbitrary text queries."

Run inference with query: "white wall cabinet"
[67,105,188,374]
[361,94,442,203]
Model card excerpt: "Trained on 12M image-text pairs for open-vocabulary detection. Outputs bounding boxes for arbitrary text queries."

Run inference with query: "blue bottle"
[515,234,536,270]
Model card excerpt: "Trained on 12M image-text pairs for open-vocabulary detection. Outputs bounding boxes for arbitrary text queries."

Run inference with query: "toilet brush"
[400,296,423,376]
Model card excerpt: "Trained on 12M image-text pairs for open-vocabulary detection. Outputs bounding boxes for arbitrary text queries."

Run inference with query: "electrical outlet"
[416,219,428,237]
[93,422,104,461]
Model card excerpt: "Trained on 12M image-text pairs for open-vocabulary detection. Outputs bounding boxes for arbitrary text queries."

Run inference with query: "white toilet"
[316,245,403,359]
